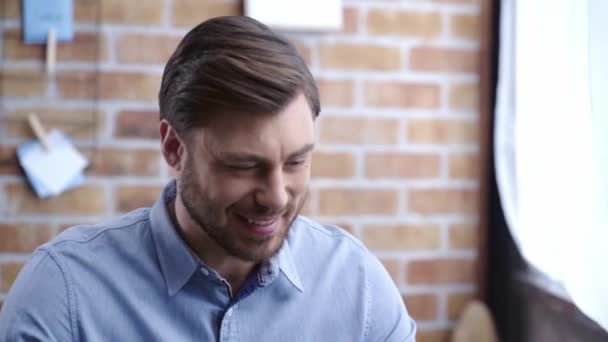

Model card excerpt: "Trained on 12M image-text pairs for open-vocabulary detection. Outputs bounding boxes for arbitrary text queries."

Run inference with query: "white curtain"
[495,0,608,331]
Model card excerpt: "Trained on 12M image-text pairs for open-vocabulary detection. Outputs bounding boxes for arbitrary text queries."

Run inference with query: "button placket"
[220,305,238,342]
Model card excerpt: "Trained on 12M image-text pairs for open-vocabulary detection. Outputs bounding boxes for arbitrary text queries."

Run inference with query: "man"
[0,16,416,341]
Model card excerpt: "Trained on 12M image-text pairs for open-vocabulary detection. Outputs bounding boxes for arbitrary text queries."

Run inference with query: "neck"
[168,193,256,296]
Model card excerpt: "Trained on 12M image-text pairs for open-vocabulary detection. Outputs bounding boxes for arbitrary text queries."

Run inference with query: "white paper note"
[17,129,88,198]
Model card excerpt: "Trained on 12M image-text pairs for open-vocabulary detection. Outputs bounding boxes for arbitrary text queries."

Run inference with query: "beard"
[178,158,307,263]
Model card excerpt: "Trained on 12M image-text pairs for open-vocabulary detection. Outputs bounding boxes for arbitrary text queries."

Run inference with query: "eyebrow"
[222,143,315,163]
[287,143,315,159]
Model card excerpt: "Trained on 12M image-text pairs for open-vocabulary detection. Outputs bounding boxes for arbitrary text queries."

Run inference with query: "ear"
[160,120,186,172]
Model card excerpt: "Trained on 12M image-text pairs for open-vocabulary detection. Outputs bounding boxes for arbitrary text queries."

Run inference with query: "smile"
[245,217,278,225]
[237,214,281,237]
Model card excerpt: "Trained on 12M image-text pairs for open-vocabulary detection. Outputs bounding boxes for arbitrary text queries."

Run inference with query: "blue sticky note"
[23,0,73,44]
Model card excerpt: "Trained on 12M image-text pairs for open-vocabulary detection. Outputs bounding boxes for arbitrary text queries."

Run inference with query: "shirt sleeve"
[0,249,74,341]
[363,251,417,342]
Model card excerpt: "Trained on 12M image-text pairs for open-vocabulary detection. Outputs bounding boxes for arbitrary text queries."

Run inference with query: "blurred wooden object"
[451,300,499,342]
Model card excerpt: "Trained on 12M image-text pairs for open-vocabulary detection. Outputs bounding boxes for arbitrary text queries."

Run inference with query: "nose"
[255,168,289,212]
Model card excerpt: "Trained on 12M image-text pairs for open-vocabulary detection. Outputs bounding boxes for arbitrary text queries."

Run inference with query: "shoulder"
[32,208,155,290]
[0,249,74,340]
[289,216,417,341]
[290,215,365,251]
[288,215,377,275]
[44,208,151,254]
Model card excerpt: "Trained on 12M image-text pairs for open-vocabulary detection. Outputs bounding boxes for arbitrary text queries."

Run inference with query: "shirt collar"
[264,238,304,292]
[149,180,304,296]
[149,180,199,296]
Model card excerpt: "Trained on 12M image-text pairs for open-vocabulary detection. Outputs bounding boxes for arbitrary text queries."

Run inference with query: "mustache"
[238,190,308,217]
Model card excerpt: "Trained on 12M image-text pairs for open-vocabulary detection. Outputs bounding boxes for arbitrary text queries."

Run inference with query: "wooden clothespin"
[46,27,57,74]
[27,113,51,151]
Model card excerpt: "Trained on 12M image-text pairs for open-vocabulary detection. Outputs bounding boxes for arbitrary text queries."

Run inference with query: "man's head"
[159,16,319,263]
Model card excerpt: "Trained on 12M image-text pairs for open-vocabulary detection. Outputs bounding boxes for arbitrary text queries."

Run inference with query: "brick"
[311,152,356,178]
[403,293,438,321]
[116,33,181,65]
[87,148,161,177]
[0,69,47,97]
[4,108,103,140]
[449,223,478,249]
[172,0,242,27]
[365,153,441,178]
[365,82,440,108]
[417,328,450,342]
[2,262,25,293]
[100,0,163,24]
[115,185,163,213]
[319,117,400,145]
[319,189,399,215]
[57,72,161,101]
[0,223,56,253]
[407,258,475,284]
[319,43,401,70]
[56,71,98,99]
[448,291,474,320]
[410,47,478,73]
[449,83,479,110]
[114,110,160,139]
[367,9,441,38]
[99,73,161,101]
[316,79,355,107]
[343,7,359,33]
[451,14,481,40]
[0,0,20,19]
[74,0,100,21]
[4,183,107,216]
[2,29,48,59]
[0,146,19,175]
[449,153,479,178]
[408,119,479,144]
[362,224,441,250]
[3,30,106,61]
[408,188,479,214]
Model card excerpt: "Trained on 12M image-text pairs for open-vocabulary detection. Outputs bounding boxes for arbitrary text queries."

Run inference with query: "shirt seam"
[39,248,79,342]
[362,254,372,340]
[47,216,150,248]
[296,217,365,251]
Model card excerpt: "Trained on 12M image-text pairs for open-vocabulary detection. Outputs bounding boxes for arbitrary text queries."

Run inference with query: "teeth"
[246,217,275,225]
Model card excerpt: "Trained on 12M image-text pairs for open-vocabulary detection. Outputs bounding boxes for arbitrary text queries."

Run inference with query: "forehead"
[195,93,315,158]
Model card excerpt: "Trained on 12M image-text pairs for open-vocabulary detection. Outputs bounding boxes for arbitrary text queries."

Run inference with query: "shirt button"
[200,268,209,276]
[226,308,233,317]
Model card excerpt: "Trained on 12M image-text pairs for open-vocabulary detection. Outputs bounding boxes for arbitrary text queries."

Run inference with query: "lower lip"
[237,215,279,237]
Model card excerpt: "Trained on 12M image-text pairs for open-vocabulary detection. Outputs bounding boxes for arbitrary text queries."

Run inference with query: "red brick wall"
[0,0,482,340]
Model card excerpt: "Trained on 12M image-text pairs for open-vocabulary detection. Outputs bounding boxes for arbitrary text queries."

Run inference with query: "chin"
[232,218,290,262]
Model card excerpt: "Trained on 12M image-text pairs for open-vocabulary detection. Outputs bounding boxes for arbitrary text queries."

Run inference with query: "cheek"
[212,175,257,204]
[287,171,311,197]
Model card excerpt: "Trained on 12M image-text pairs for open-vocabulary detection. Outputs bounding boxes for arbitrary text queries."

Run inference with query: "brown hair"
[159,16,320,136]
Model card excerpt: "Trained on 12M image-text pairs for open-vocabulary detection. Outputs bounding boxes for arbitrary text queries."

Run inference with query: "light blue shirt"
[0,181,416,341]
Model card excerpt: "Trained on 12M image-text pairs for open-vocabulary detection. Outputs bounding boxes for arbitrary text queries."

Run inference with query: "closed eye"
[285,159,306,170]
[226,163,258,171]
